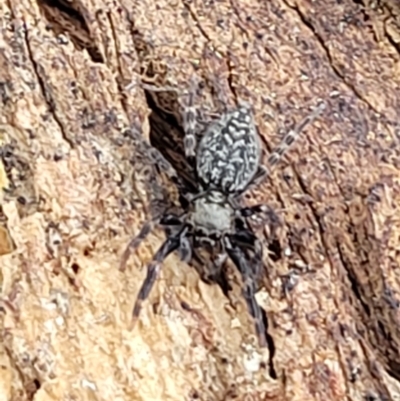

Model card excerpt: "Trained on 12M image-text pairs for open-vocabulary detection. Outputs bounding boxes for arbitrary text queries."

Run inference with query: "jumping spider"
[121,79,325,346]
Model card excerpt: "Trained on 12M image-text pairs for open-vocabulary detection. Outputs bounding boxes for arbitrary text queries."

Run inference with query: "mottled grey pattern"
[196,103,261,193]
[121,78,326,347]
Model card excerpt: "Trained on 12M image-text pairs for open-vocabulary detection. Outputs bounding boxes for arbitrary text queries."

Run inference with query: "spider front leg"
[130,225,190,329]
[126,117,179,181]
[234,165,268,197]
[146,145,182,185]
[224,237,267,347]
[190,239,228,284]
[239,203,281,233]
[231,223,264,280]
[266,101,326,171]
[120,213,183,272]
[204,251,228,284]
[240,203,279,221]
[241,101,325,191]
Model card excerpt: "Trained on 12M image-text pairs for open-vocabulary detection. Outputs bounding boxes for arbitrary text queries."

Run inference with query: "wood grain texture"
[1,0,400,400]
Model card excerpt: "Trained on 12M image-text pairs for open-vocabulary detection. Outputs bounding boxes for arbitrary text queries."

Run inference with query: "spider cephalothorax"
[120,80,325,347]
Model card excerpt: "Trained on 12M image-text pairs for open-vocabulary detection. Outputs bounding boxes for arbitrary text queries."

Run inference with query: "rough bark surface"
[1,0,400,400]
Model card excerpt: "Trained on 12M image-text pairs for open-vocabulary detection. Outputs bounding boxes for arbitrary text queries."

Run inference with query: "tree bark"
[1,0,400,400]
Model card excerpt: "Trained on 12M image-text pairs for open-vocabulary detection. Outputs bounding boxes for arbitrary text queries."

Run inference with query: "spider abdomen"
[196,104,261,194]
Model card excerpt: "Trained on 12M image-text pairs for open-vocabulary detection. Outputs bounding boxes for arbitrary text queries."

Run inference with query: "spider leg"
[231,225,264,280]
[141,77,204,159]
[265,101,326,174]
[204,251,228,283]
[224,237,267,347]
[233,165,268,197]
[128,117,179,179]
[126,115,190,193]
[252,165,268,186]
[119,213,183,272]
[181,77,203,159]
[190,239,228,285]
[120,217,160,272]
[147,146,182,184]
[178,235,192,263]
[239,204,281,228]
[130,225,189,329]
[235,102,325,196]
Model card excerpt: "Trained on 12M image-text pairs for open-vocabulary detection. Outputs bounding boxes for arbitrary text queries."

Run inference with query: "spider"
[120,79,325,347]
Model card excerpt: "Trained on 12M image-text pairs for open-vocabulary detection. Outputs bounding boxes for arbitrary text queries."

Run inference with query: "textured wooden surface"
[1,0,400,400]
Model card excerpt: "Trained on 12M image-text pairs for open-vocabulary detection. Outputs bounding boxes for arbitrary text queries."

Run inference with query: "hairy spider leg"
[130,225,189,329]
[120,216,160,272]
[224,237,267,347]
[239,203,281,243]
[205,251,228,283]
[242,165,268,192]
[188,236,228,284]
[230,222,264,279]
[235,101,325,196]
[141,78,204,160]
[265,101,326,174]
[129,116,188,190]
[240,204,280,224]
[178,234,192,262]
[119,213,183,272]
[181,76,202,158]
[190,246,232,298]
[147,146,180,182]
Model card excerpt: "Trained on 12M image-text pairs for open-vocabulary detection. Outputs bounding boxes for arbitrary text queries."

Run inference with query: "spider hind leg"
[180,77,203,159]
